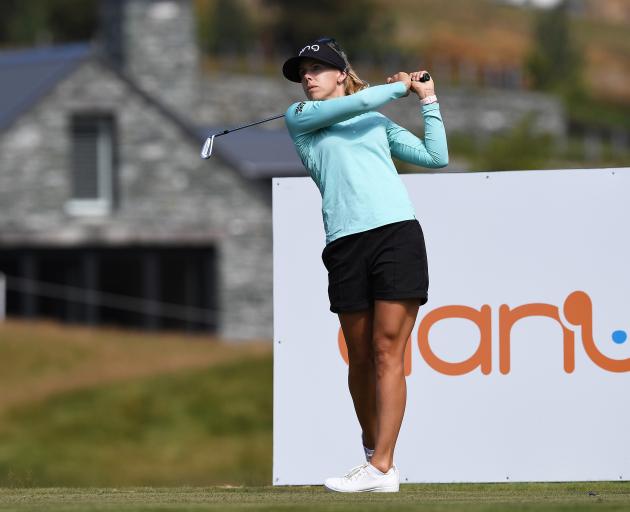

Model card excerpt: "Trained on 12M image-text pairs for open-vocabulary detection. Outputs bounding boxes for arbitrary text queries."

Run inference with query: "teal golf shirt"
[285,81,448,245]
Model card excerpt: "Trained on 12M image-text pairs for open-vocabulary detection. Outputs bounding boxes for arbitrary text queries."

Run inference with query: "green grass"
[0,320,272,488]
[1,483,630,511]
[0,358,272,487]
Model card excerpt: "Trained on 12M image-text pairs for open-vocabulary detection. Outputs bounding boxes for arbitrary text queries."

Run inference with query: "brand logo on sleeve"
[295,101,306,115]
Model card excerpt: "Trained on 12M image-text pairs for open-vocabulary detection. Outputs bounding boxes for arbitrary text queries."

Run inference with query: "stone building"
[0,0,305,340]
[0,0,566,340]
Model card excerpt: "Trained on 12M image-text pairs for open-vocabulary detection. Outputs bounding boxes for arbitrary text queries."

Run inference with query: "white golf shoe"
[324,462,400,493]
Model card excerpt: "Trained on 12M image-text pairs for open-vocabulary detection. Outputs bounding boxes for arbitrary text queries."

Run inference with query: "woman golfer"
[282,37,448,493]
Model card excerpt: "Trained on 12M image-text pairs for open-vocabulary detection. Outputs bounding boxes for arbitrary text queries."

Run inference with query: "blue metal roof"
[0,43,92,131]
[198,125,308,178]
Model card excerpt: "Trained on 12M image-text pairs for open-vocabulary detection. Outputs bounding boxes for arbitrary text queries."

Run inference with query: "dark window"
[68,114,117,214]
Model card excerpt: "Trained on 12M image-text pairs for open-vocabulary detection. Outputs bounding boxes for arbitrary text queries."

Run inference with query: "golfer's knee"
[373,335,404,374]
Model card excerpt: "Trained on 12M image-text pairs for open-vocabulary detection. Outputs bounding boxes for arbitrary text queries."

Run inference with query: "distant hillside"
[195,0,629,105]
[374,0,630,103]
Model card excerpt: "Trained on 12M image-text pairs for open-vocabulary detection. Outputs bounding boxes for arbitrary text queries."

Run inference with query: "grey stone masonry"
[381,86,567,139]
[0,59,272,341]
[116,0,202,119]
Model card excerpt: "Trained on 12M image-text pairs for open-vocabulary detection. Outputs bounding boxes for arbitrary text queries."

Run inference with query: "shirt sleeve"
[386,103,449,169]
[285,82,408,137]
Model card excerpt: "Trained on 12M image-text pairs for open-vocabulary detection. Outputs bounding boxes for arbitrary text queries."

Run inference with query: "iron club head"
[200,135,215,159]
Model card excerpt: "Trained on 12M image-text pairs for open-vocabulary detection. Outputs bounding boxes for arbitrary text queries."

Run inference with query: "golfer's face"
[299,59,342,100]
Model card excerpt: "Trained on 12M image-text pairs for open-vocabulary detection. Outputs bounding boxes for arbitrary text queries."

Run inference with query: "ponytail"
[344,64,370,95]
[317,40,369,95]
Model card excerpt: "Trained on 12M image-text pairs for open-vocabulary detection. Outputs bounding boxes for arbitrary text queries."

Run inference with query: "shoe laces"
[344,463,369,481]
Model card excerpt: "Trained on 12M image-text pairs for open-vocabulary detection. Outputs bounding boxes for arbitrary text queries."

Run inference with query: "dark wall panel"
[0,245,218,333]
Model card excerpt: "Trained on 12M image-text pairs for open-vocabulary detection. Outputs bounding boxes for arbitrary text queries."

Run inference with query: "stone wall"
[0,60,273,340]
[118,0,201,118]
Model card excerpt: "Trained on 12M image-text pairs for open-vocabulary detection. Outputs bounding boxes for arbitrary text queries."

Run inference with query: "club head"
[200,135,215,159]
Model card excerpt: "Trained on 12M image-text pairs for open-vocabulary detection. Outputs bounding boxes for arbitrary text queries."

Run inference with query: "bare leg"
[370,298,420,473]
[338,306,377,450]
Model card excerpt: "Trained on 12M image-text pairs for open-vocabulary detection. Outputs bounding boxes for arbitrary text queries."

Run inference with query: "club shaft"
[213,113,286,138]
[200,113,285,159]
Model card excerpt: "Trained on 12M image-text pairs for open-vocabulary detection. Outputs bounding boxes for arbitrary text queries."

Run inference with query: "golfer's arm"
[285,82,408,136]
[386,104,449,168]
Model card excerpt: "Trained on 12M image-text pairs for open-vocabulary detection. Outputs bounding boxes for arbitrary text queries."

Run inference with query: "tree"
[476,115,554,172]
[0,0,97,47]
[201,0,256,56]
[525,0,584,100]
[262,0,396,64]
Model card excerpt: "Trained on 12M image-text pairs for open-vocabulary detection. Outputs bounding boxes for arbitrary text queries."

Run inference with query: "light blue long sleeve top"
[284,81,449,245]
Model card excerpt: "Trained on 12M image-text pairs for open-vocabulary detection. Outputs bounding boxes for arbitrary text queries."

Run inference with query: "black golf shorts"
[321,219,429,313]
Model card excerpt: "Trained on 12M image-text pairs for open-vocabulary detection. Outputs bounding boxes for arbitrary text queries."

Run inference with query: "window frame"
[65,113,117,217]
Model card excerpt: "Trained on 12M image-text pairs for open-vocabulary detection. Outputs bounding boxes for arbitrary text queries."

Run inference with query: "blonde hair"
[344,64,370,95]
[324,41,370,95]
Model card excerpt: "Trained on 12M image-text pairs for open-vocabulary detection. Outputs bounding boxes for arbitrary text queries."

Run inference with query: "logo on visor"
[299,44,320,55]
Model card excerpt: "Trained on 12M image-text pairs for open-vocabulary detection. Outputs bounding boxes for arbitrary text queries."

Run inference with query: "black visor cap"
[282,40,347,82]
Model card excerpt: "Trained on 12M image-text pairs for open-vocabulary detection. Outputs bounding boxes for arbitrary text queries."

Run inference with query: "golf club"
[200,113,286,159]
[200,72,431,159]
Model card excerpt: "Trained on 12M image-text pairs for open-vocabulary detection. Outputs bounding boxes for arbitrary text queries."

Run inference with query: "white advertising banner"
[272,168,630,485]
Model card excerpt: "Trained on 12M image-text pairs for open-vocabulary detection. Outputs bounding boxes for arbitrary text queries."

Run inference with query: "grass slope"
[0,321,272,487]
[0,320,270,413]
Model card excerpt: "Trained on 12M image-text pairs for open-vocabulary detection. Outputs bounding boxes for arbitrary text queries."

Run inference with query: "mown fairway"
[1,482,630,511]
